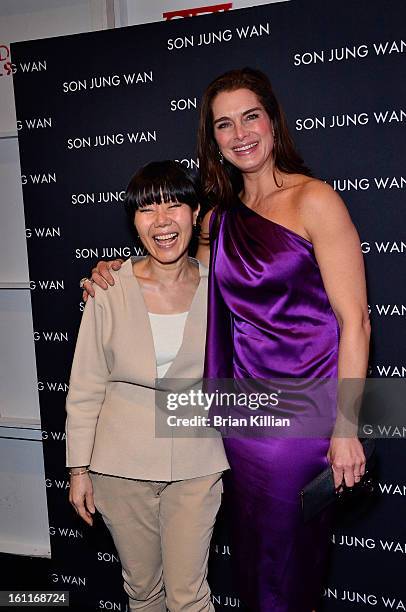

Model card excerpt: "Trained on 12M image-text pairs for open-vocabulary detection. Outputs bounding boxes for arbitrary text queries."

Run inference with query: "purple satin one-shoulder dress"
[204,199,340,612]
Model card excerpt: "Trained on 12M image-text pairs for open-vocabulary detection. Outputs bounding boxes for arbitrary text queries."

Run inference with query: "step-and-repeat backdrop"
[11,0,406,609]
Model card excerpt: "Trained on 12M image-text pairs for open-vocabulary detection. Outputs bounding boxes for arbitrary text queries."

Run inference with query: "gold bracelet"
[69,468,89,476]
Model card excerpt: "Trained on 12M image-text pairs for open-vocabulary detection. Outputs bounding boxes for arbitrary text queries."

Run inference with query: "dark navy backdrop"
[10,0,406,609]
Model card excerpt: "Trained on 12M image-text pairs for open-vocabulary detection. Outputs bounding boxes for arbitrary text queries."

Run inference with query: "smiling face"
[212,88,275,174]
[134,199,199,265]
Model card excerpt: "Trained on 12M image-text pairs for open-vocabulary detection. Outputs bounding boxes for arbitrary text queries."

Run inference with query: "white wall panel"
[0,138,29,285]
[0,1,95,43]
[0,290,40,423]
[0,437,50,557]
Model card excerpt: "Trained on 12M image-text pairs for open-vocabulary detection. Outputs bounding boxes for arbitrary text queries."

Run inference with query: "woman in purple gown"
[86,68,370,612]
[196,68,370,611]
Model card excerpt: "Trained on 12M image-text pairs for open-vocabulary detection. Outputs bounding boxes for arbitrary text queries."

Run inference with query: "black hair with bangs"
[124,160,201,225]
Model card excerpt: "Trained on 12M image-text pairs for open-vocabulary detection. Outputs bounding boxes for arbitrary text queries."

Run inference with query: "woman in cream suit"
[66,161,228,612]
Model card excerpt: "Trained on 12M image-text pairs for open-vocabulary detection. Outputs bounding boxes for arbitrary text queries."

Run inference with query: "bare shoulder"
[299,178,344,209]
[297,178,353,233]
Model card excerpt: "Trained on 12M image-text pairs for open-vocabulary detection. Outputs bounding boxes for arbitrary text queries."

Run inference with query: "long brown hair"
[197,67,312,215]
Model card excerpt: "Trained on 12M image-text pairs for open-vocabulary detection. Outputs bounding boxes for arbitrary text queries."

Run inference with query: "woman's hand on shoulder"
[196,209,213,268]
[69,472,96,526]
[82,259,124,302]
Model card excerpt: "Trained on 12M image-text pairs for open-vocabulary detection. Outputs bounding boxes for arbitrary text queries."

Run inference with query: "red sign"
[0,44,16,77]
[0,44,10,62]
[163,2,232,20]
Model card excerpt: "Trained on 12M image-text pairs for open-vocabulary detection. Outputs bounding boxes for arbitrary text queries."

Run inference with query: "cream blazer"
[65,257,229,481]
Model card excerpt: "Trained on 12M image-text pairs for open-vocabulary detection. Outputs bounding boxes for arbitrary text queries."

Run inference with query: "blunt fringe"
[124,160,201,225]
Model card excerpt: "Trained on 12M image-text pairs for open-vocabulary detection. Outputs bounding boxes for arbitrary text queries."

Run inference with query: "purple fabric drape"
[204,199,339,612]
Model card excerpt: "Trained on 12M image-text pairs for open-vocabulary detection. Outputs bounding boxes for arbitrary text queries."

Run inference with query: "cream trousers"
[90,472,223,612]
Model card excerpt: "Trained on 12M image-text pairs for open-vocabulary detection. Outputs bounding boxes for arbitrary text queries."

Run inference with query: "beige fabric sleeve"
[65,293,110,467]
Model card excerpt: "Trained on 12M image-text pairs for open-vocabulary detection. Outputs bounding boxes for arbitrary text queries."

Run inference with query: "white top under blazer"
[148,311,189,378]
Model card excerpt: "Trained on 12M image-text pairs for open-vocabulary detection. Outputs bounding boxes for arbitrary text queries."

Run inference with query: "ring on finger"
[80,277,94,289]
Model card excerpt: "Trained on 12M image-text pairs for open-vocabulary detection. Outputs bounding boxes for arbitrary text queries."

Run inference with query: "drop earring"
[218,150,224,165]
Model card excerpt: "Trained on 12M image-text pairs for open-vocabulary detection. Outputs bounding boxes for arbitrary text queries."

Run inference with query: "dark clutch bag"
[300,438,376,523]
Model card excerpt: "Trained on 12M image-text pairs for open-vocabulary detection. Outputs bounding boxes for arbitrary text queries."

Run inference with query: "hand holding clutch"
[300,438,376,523]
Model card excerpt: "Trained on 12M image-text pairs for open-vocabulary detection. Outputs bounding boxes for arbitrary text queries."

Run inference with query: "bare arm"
[301,181,371,487]
[195,210,213,267]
